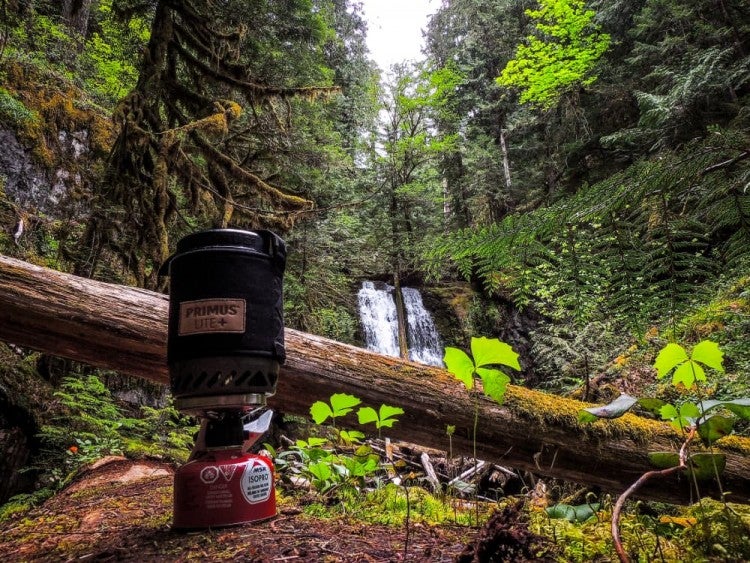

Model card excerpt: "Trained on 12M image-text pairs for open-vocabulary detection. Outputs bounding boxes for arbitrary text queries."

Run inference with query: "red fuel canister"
[173,449,276,528]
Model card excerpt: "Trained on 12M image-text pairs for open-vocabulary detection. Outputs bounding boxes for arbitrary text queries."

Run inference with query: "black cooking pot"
[160,229,286,411]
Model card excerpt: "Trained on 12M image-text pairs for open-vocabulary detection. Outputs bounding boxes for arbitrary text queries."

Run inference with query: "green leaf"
[307,460,333,481]
[722,399,750,420]
[377,404,404,428]
[329,393,362,417]
[672,361,705,388]
[699,398,750,420]
[637,397,668,416]
[546,503,600,523]
[688,453,726,480]
[698,415,734,445]
[546,504,576,521]
[310,401,334,425]
[679,402,701,420]
[338,429,365,444]
[357,406,378,426]
[659,404,679,421]
[654,343,689,378]
[649,451,680,469]
[581,394,638,420]
[443,347,476,389]
[471,337,521,371]
[691,340,724,373]
[477,368,510,405]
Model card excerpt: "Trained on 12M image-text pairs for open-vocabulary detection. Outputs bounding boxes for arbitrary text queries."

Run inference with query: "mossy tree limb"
[99,0,336,286]
[0,254,748,504]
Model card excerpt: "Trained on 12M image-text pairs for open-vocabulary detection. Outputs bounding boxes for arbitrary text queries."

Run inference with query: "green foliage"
[0,88,37,126]
[79,0,148,104]
[357,404,404,430]
[654,341,724,388]
[310,393,362,426]
[444,336,520,404]
[496,0,611,107]
[30,373,195,493]
[581,339,750,456]
[303,482,483,527]
[546,502,601,523]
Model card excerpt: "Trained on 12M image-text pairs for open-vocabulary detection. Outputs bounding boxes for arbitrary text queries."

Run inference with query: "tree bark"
[393,274,409,360]
[0,254,748,504]
[62,0,92,38]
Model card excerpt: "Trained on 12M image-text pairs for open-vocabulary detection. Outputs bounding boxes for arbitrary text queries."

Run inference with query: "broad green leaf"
[546,503,600,523]
[310,401,334,425]
[688,453,726,480]
[377,404,404,428]
[354,444,373,457]
[338,429,365,444]
[329,393,362,417]
[581,394,638,420]
[700,398,750,420]
[649,451,680,469]
[672,361,705,388]
[444,347,476,389]
[659,404,679,421]
[471,337,521,370]
[679,402,701,420]
[307,461,333,481]
[296,436,328,449]
[357,406,378,426]
[723,399,750,420]
[546,504,576,521]
[654,343,689,378]
[698,415,734,445]
[637,397,668,416]
[691,340,724,373]
[477,368,510,405]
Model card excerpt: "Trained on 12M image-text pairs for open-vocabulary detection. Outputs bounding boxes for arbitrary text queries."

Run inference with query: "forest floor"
[0,457,483,562]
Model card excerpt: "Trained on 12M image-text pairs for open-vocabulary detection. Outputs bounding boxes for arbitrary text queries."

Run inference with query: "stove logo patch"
[179,298,246,336]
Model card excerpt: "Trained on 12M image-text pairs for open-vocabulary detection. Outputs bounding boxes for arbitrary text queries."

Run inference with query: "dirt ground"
[0,458,477,562]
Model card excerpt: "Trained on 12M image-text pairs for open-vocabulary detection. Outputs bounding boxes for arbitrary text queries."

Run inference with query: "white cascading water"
[357,281,444,367]
[402,287,444,366]
[357,281,401,358]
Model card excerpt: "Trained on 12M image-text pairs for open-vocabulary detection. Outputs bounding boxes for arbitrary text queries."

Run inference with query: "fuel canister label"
[178,298,246,336]
[240,458,273,504]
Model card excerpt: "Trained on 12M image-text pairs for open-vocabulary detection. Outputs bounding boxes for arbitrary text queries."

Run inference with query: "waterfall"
[357,281,401,358]
[357,281,444,367]
[402,287,444,366]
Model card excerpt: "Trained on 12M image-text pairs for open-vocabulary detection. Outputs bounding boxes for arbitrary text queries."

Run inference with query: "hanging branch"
[100,0,338,284]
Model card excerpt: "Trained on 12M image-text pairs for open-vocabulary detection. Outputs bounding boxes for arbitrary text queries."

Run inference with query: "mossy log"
[0,254,748,504]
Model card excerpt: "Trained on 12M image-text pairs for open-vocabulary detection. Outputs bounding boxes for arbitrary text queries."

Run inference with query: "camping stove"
[160,229,286,528]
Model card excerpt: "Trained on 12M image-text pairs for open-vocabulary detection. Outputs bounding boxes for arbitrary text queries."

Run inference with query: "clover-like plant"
[443,336,521,405]
[310,393,362,427]
[357,404,404,437]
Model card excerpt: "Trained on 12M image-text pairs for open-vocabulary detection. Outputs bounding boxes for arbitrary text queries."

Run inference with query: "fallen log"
[0,254,747,504]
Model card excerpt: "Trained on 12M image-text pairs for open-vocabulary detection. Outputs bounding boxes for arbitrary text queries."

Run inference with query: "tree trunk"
[62,0,92,38]
[393,274,409,360]
[0,254,748,505]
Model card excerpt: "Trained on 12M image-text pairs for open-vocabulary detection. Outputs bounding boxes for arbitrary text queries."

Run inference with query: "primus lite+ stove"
[161,229,286,528]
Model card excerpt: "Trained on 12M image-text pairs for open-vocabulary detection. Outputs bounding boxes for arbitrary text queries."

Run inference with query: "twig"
[701,150,750,176]
[420,452,441,493]
[448,460,486,486]
[611,428,696,563]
